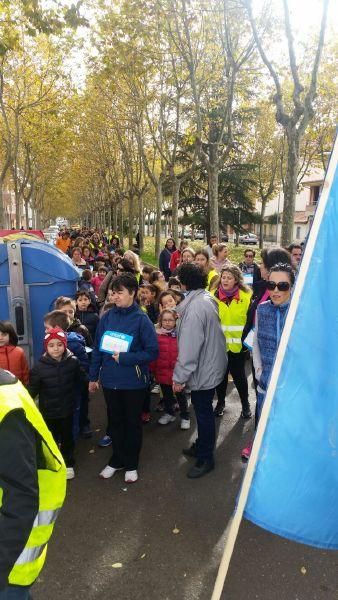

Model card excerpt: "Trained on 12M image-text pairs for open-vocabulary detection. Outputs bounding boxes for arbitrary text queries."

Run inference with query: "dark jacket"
[0,370,39,590]
[66,332,89,373]
[75,309,99,343]
[28,350,87,419]
[238,261,262,285]
[242,280,268,341]
[68,318,93,347]
[89,303,158,390]
[159,248,174,281]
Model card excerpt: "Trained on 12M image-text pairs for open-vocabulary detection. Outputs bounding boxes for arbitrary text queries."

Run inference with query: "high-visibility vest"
[211,288,252,353]
[206,269,218,291]
[0,378,67,586]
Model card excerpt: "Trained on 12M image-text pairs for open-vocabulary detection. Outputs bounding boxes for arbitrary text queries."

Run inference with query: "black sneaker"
[187,460,214,479]
[182,442,197,458]
[214,404,225,417]
[240,408,252,419]
[80,425,93,439]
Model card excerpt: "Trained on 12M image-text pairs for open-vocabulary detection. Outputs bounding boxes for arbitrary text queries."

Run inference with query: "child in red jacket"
[150,310,190,429]
[0,321,29,385]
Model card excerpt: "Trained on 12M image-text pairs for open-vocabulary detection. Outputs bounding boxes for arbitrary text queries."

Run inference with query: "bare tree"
[245,0,330,246]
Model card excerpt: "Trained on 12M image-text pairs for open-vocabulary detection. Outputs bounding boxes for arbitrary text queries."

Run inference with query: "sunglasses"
[266,281,291,291]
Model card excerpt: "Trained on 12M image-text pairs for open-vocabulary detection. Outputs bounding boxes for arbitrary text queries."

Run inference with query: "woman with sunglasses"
[252,263,294,419]
[242,263,294,461]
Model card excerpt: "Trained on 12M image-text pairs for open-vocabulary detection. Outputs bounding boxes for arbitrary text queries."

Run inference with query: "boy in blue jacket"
[89,274,158,484]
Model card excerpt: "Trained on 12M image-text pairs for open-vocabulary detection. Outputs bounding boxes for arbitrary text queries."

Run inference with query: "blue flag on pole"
[244,138,338,550]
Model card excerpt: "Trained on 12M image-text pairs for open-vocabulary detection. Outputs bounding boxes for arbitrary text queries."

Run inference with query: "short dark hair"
[269,262,295,286]
[244,248,255,257]
[168,277,181,289]
[158,290,178,307]
[0,320,18,345]
[44,310,70,330]
[261,248,292,270]
[81,269,92,281]
[287,243,302,253]
[142,265,155,275]
[75,290,91,301]
[117,258,136,274]
[111,273,138,296]
[177,263,207,290]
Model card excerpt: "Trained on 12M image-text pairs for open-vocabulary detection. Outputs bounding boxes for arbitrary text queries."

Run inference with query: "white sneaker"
[180,418,191,430]
[125,470,138,483]
[158,413,176,425]
[99,465,123,479]
[151,384,160,394]
[66,467,75,480]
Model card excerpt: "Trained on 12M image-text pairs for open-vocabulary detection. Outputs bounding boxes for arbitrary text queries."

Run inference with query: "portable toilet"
[0,237,79,365]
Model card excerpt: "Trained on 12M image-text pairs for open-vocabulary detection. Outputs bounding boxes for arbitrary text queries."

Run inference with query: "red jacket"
[0,345,29,385]
[150,332,178,385]
[169,250,181,273]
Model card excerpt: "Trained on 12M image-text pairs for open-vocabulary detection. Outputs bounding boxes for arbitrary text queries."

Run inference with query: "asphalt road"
[33,378,338,600]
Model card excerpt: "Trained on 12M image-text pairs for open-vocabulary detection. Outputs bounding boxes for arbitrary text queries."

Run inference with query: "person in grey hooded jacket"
[173,264,227,478]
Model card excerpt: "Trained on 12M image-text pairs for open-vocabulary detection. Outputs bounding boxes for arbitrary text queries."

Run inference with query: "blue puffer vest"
[257,299,290,391]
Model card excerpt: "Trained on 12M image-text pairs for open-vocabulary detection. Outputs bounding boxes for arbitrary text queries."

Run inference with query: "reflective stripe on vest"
[0,379,66,586]
[15,543,47,565]
[213,289,251,353]
[33,508,61,528]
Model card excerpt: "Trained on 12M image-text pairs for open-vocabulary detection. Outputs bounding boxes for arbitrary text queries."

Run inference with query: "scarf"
[218,285,240,303]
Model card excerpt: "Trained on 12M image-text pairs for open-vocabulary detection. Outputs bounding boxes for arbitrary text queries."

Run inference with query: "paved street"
[33,379,338,600]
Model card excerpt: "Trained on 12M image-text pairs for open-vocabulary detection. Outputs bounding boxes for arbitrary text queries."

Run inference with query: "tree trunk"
[138,194,144,254]
[118,197,124,247]
[0,185,5,228]
[171,178,180,244]
[281,131,299,247]
[15,192,20,229]
[259,198,267,249]
[128,195,133,248]
[155,182,163,260]
[208,148,219,237]
[24,201,29,229]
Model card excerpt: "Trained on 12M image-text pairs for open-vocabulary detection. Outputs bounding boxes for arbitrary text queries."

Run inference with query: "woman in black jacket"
[159,238,176,281]
[28,328,87,479]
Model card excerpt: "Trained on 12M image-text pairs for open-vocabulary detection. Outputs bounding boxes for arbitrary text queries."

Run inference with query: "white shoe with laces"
[66,467,75,480]
[180,418,191,430]
[125,470,138,483]
[158,413,176,425]
[99,465,123,479]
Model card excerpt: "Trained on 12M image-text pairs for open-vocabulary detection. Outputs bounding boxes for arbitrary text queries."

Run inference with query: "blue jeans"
[0,586,32,599]
[191,389,216,462]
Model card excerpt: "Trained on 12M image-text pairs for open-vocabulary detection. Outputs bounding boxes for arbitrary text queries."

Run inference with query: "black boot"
[187,459,215,479]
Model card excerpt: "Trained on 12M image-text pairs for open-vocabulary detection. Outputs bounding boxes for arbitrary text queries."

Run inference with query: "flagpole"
[211,136,338,600]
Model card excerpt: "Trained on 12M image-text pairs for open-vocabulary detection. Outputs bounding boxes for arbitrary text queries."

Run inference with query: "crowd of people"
[0,227,303,484]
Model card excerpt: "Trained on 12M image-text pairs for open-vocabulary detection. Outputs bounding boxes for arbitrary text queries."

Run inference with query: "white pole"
[211,136,338,600]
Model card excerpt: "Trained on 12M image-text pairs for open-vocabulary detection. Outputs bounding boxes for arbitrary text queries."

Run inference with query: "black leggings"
[103,388,146,470]
[216,349,249,411]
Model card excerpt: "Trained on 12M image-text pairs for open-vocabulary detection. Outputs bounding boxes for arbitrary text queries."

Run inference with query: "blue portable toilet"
[0,238,79,364]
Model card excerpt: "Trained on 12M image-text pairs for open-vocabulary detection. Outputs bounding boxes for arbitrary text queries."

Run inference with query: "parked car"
[194,231,205,240]
[221,233,229,242]
[239,232,258,245]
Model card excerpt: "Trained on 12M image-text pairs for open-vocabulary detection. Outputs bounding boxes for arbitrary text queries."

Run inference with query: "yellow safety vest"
[211,288,252,353]
[206,269,218,291]
[0,379,67,586]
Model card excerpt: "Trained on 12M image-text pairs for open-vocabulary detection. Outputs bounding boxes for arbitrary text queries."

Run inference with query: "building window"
[310,185,320,206]
[296,226,301,239]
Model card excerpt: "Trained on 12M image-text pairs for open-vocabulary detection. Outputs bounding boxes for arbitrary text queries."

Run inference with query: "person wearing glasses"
[238,249,261,287]
[252,262,294,422]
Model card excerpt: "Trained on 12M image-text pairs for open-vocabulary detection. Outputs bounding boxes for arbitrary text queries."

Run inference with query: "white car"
[239,233,258,245]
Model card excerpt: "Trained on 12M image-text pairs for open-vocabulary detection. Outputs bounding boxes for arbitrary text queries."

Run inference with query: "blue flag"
[244,140,338,550]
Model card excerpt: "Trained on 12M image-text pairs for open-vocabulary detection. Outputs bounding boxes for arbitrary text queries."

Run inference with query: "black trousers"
[103,388,146,470]
[160,384,190,419]
[45,415,75,467]
[216,349,249,411]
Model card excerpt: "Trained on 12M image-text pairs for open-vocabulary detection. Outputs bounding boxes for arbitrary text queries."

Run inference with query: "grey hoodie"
[173,289,227,390]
